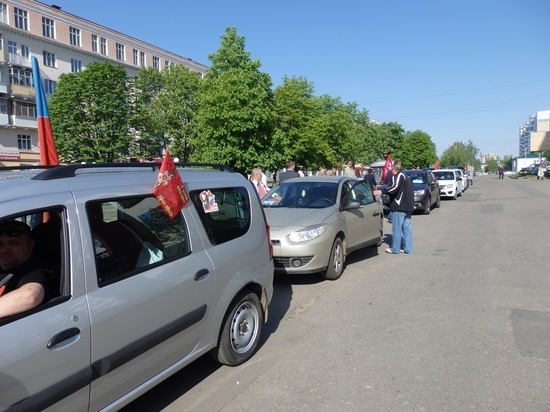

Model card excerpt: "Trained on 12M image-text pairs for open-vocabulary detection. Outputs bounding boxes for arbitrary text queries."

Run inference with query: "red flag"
[31,56,59,166]
[433,160,440,170]
[153,150,189,218]
[381,153,393,182]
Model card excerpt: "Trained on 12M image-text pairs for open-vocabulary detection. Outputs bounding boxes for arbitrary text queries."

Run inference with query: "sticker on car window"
[199,190,219,213]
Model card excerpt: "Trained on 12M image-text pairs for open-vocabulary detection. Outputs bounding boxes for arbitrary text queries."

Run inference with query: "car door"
[427,172,438,203]
[0,196,92,412]
[341,180,381,249]
[73,191,215,411]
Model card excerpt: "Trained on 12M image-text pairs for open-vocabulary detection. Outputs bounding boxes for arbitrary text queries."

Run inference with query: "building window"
[0,99,8,114]
[91,34,98,52]
[14,7,28,31]
[71,59,82,73]
[21,45,29,58]
[44,79,57,95]
[165,59,170,69]
[43,51,56,68]
[140,51,146,67]
[18,134,32,150]
[8,40,16,55]
[115,43,125,61]
[152,56,160,70]
[100,37,107,55]
[0,3,7,25]
[42,17,55,38]
[69,27,81,47]
[133,49,138,65]
[15,102,36,118]
[9,67,32,87]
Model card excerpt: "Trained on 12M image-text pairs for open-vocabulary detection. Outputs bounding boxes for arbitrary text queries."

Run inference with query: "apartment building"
[519,110,550,157]
[0,0,207,165]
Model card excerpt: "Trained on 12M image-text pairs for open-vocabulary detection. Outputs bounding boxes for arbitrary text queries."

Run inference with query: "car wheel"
[434,194,441,208]
[212,290,263,366]
[321,237,344,281]
[423,196,431,214]
[452,189,457,200]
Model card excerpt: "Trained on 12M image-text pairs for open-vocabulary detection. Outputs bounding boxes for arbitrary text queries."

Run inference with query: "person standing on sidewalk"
[537,164,545,180]
[374,161,414,254]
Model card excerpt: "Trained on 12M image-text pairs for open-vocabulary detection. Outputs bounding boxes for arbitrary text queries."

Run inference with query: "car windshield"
[261,181,338,208]
[404,172,425,184]
[433,172,454,180]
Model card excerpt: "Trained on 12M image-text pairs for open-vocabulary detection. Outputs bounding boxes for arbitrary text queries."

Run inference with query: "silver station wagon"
[0,163,273,411]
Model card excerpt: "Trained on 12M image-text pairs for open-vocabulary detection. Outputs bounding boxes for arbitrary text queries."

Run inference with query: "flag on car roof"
[31,56,59,166]
[152,149,189,218]
[381,153,393,183]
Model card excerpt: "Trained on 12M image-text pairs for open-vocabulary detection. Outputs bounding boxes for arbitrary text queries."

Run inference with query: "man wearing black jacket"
[374,161,414,254]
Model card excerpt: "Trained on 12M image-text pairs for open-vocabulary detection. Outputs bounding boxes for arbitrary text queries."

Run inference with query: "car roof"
[0,164,245,203]
[280,176,351,184]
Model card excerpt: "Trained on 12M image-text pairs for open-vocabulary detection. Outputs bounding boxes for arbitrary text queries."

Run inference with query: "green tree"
[130,67,164,159]
[50,62,131,163]
[486,158,499,173]
[148,65,201,161]
[400,130,437,169]
[440,140,480,168]
[194,27,274,173]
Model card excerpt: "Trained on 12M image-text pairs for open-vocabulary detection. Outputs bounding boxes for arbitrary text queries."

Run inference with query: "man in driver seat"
[0,221,53,318]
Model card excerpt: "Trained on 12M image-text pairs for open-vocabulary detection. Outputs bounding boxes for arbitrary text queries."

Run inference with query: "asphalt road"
[122,174,550,412]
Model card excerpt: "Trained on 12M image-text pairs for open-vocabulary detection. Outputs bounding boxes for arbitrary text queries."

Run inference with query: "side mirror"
[342,199,362,211]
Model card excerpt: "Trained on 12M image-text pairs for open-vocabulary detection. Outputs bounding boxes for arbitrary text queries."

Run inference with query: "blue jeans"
[391,211,413,254]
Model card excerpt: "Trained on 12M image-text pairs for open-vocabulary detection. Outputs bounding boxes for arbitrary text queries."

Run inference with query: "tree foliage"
[193,27,274,173]
[399,130,437,169]
[440,140,480,169]
[49,62,131,163]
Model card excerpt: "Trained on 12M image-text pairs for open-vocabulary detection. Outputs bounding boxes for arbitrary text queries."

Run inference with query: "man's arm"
[0,282,45,318]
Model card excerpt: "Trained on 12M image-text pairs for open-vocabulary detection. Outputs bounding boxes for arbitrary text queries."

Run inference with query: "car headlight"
[414,190,425,196]
[445,184,454,188]
[288,224,328,243]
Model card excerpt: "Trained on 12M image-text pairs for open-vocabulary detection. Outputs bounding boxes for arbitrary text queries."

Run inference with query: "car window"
[191,187,251,245]
[349,181,374,205]
[87,196,190,286]
[405,173,425,184]
[261,182,338,208]
[0,207,67,323]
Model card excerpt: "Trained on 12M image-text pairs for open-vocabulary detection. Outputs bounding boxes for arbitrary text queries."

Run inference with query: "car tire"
[212,290,263,366]
[434,194,441,208]
[452,190,457,200]
[321,237,344,281]
[423,196,431,215]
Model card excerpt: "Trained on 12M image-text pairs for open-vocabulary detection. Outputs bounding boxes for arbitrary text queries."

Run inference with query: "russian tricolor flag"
[31,56,59,166]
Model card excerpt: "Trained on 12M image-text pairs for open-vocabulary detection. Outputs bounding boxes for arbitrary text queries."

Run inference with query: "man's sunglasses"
[0,229,31,238]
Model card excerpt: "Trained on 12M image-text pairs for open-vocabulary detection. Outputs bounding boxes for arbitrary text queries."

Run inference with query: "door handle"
[194,268,210,281]
[48,327,81,349]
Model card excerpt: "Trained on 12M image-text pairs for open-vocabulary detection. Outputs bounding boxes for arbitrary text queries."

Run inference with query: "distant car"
[433,169,462,200]
[403,170,441,214]
[261,176,383,280]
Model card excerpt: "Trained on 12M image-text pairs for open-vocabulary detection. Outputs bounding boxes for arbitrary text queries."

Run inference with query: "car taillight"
[265,222,273,260]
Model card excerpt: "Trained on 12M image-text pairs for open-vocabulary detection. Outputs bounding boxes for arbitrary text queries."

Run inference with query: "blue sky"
[52,0,550,158]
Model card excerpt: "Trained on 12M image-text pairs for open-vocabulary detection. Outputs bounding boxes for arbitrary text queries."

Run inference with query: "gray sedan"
[262,176,383,280]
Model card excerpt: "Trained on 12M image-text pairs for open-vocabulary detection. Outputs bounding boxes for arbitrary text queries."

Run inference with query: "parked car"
[0,163,274,411]
[433,169,463,200]
[261,176,383,280]
[446,166,468,191]
[403,169,441,214]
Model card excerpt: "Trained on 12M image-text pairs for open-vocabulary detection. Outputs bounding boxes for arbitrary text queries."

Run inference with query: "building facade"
[0,0,207,165]
[519,110,550,157]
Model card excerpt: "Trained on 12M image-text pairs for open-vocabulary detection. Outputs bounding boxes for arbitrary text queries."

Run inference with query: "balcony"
[9,84,35,100]
[8,53,31,68]
[13,116,37,129]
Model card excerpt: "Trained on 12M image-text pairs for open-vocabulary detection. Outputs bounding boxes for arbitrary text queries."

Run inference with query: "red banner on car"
[152,150,189,218]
